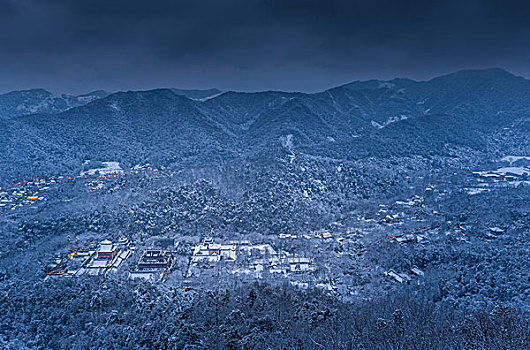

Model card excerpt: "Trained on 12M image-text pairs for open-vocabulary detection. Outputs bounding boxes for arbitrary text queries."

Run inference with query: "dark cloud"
[0,0,530,93]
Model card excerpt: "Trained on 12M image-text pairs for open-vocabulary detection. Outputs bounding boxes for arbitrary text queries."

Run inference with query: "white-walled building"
[287,257,313,272]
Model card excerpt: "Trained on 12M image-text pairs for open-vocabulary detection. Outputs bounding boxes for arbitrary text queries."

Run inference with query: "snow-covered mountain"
[0,88,223,118]
[1,68,529,182]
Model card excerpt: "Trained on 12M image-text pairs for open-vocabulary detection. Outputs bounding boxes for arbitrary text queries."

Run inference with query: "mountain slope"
[170,88,221,100]
[1,68,530,182]
[1,89,235,180]
[0,89,110,119]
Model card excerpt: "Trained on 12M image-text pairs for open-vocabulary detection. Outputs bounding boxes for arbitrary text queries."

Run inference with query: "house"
[394,234,415,243]
[137,249,170,269]
[287,257,312,272]
[410,266,424,276]
[86,260,109,275]
[385,269,412,284]
[192,244,212,262]
[489,227,505,235]
[84,240,132,276]
[191,242,237,264]
[129,249,173,281]
[97,240,116,260]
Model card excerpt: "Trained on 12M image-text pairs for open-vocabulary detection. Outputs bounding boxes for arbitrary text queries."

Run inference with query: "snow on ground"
[509,181,530,187]
[80,161,124,176]
[473,167,530,177]
[496,167,530,176]
[109,102,121,111]
[377,81,395,89]
[371,115,408,129]
[466,187,490,195]
[501,155,530,164]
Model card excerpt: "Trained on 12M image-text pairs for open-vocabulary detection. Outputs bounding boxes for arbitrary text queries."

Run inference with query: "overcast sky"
[1,0,530,94]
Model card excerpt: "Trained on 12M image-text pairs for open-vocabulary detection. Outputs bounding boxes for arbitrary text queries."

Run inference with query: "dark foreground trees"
[0,278,528,350]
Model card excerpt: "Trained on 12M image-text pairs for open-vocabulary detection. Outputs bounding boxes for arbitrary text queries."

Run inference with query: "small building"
[385,269,412,284]
[191,243,236,263]
[97,240,116,260]
[87,260,109,275]
[137,249,170,270]
[129,249,173,281]
[287,257,312,272]
[489,227,505,235]
[393,234,415,243]
[410,266,424,276]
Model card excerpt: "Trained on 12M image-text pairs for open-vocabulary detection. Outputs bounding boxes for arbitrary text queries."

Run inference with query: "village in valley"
[5,155,530,304]
[41,187,435,296]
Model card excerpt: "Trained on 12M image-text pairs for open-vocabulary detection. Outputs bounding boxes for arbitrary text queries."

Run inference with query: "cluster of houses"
[1,171,119,211]
[46,238,133,277]
[47,235,316,283]
[85,173,120,191]
[188,237,314,276]
[131,163,159,175]
[1,162,162,211]
[471,165,530,184]
[0,179,50,211]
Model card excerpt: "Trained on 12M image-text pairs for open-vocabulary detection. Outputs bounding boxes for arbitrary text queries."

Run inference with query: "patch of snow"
[378,81,395,89]
[80,161,124,176]
[510,181,530,186]
[192,92,224,102]
[280,134,295,163]
[466,188,490,195]
[501,155,530,164]
[109,102,121,111]
[77,95,100,103]
[371,121,383,129]
[371,115,409,129]
[496,167,530,176]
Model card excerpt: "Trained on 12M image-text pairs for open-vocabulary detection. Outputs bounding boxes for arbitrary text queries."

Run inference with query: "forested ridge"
[1,279,528,350]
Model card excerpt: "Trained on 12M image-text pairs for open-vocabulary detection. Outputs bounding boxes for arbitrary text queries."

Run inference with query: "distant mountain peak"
[333,67,523,94]
[169,88,222,100]
[430,67,521,82]
[0,89,110,119]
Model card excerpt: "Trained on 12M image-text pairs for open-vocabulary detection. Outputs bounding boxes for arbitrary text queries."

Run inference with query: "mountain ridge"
[1,68,529,182]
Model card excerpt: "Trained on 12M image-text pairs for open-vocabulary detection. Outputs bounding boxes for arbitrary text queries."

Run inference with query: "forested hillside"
[1,69,529,349]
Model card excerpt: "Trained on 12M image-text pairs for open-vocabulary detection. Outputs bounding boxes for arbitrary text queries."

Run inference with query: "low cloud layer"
[1,0,530,93]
